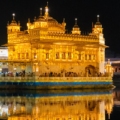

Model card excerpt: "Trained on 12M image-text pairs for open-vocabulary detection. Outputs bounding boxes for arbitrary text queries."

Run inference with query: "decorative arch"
[85,65,96,77]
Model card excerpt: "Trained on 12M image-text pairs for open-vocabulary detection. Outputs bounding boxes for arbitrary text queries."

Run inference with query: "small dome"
[72,18,81,35]
[95,15,102,25]
[27,3,65,33]
[35,16,57,23]
[10,20,18,26]
[73,24,79,28]
[95,21,101,25]
[9,13,19,26]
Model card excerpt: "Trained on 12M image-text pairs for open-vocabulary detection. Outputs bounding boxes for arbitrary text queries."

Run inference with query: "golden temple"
[5,3,108,77]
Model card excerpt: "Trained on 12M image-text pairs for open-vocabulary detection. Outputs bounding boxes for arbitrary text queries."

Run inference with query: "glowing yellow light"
[46,8,48,12]
[14,68,16,71]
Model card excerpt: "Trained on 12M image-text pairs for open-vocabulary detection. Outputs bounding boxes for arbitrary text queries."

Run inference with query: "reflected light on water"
[0,89,114,120]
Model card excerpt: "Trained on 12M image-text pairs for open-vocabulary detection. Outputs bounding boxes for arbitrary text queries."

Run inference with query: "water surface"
[0,89,115,120]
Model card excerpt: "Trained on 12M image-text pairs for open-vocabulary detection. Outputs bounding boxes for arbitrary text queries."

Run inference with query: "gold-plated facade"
[6,4,107,75]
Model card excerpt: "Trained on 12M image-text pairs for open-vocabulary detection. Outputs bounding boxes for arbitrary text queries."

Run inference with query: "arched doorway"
[85,65,96,77]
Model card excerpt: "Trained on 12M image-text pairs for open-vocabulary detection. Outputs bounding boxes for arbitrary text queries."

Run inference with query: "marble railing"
[37,77,112,82]
[0,76,112,82]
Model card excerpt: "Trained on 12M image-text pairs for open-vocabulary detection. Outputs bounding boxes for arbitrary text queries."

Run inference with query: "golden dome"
[95,15,102,25]
[34,4,58,24]
[9,13,19,26]
[30,4,65,33]
[72,18,81,35]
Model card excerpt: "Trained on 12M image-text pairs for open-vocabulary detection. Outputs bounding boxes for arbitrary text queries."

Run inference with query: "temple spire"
[10,13,17,25]
[7,13,20,32]
[72,18,81,35]
[45,2,49,17]
[40,8,42,16]
[12,13,15,20]
[47,1,48,6]
[97,15,100,22]
[92,15,102,34]
[75,18,77,25]
[62,18,66,28]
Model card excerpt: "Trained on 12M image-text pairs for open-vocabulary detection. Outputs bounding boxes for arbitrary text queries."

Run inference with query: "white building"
[0,47,8,73]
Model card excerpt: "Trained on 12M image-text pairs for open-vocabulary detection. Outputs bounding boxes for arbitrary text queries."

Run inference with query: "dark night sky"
[0,0,120,53]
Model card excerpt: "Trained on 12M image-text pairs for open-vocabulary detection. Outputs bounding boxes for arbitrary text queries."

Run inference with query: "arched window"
[46,53,49,59]
[56,52,59,59]
[89,55,91,60]
[68,52,71,59]
[34,53,37,59]
[93,55,95,60]
[26,53,29,59]
[78,54,81,60]
[62,52,65,59]
[18,53,20,59]
[85,54,87,60]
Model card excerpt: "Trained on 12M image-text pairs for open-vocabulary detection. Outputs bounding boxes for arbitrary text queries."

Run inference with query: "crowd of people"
[0,71,34,77]
[39,72,78,77]
[39,71,109,77]
[0,70,111,78]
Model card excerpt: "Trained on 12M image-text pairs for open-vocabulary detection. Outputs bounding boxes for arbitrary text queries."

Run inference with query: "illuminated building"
[5,3,107,76]
[0,3,113,89]
[106,58,120,75]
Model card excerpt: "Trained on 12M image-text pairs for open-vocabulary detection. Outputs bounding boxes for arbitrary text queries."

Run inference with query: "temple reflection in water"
[0,90,113,120]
